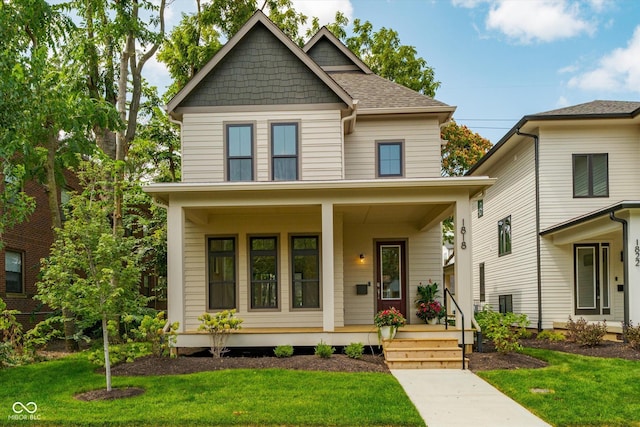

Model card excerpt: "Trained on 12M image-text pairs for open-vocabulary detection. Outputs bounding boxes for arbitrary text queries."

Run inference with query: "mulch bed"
[75,387,145,401]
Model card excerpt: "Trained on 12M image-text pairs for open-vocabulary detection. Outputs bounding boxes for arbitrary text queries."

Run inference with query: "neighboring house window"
[291,236,320,309]
[573,153,608,198]
[250,236,278,309]
[498,294,512,314]
[208,237,236,309]
[479,263,485,302]
[226,124,254,181]
[377,141,403,177]
[5,250,24,294]
[498,216,511,256]
[271,123,298,181]
[477,199,483,218]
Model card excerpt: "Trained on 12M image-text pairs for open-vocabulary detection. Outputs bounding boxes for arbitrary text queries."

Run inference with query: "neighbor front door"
[376,241,407,318]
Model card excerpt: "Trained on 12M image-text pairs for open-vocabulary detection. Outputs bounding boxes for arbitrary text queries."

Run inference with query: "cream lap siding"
[344,117,442,180]
[471,141,539,324]
[538,125,640,230]
[181,110,343,183]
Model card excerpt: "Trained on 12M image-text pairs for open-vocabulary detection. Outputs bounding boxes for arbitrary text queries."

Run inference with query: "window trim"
[248,235,280,311]
[270,121,300,181]
[572,153,609,198]
[206,236,238,311]
[225,122,256,182]
[498,215,512,257]
[5,249,25,295]
[376,140,405,178]
[290,234,322,311]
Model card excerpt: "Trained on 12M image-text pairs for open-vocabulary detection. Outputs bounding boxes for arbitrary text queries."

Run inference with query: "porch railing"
[443,288,466,370]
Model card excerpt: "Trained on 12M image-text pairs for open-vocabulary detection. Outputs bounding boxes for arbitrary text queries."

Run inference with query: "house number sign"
[636,239,640,267]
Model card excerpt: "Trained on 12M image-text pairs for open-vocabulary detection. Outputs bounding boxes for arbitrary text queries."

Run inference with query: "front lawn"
[0,353,424,426]
[478,348,640,427]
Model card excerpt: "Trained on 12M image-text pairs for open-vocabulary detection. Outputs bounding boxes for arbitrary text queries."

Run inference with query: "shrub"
[134,312,179,357]
[314,340,335,359]
[475,306,529,354]
[566,317,607,347]
[274,345,294,358]
[344,342,364,359]
[536,330,566,342]
[623,322,640,350]
[88,342,152,366]
[198,310,243,357]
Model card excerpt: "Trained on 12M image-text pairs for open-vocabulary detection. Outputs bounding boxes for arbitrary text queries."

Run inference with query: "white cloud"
[568,25,640,93]
[144,55,172,92]
[486,0,595,44]
[556,96,570,107]
[292,0,354,35]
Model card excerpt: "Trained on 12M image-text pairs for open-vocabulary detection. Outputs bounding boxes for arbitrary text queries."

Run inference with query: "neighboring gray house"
[468,100,640,331]
[144,11,493,349]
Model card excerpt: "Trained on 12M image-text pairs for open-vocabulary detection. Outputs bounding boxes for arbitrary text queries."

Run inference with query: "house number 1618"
[635,239,640,267]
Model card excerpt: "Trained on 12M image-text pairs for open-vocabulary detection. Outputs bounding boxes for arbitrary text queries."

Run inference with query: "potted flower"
[416,300,444,324]
[374,307,406,342]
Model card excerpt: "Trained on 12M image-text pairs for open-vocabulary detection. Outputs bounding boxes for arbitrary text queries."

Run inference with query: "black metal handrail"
[443,288,466,370]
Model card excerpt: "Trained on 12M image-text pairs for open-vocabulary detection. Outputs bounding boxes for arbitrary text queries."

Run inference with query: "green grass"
[0,353,425,426]
[478,348,640,427]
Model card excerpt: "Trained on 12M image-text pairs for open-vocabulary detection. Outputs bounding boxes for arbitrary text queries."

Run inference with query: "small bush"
[88,342,152,367]
[536,330,566,342]
[274,345,294,358]
[198,310,243,358]
[314,340,335,359]
[475,306,529,354]
[623,322,640,350]
[566,317,607,347]
[134,312,179,357]
[344,342,364,359]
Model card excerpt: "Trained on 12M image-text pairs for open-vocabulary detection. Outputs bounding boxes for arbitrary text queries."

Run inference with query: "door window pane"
[250,237,278,309]
[380,245,401,299]
[208,238,236,309]
[576,247,596,309]
[5,251,23,293]
[292,236,319,308]
[602,246,610,309]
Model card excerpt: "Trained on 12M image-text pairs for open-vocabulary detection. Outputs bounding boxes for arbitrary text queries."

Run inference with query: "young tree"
[37,160,146,391]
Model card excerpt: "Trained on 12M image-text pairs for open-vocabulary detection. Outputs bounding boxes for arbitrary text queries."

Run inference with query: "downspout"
[609,211,629,340]
[516,129,543,331]
[340,100,358,179]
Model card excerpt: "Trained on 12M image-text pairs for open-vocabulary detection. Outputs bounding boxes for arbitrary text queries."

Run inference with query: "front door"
[574,243,611,315]
[376,241,407,318]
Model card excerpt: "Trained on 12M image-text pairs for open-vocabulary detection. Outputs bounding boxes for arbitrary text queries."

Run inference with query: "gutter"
[609,211,629,340]
[516,128,543,332]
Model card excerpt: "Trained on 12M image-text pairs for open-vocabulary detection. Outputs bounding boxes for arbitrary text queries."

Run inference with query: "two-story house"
[145,11,493,348]
[468,100,640,332]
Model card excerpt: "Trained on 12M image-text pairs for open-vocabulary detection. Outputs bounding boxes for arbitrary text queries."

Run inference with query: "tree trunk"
[102,314,112,392]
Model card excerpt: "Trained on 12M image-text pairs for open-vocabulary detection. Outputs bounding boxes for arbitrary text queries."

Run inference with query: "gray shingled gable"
[534,100,640,117]
[306,37,356,67]
[179,23,346,108]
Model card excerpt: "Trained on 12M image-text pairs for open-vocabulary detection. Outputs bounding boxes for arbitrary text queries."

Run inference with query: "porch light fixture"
[359,253,365,262]
[460,219,467,250]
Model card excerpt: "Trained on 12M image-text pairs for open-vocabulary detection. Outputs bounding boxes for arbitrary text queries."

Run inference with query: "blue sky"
[149,0,640,144]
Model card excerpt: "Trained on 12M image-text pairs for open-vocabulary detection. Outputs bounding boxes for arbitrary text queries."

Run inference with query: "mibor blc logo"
[8,401,41,421]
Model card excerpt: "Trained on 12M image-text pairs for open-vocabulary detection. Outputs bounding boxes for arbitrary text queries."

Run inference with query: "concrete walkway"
[391,369,552,427]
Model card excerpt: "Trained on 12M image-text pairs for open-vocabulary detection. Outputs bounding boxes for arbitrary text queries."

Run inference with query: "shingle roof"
[329,72,451,110]
[534,100,640,117]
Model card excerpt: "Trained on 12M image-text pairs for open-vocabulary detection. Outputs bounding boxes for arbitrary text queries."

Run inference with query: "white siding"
[344,117,442,179]
[181,110,343,182]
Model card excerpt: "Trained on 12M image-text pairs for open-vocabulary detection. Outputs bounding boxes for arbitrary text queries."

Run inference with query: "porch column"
[626,211,640,325]
[454,196,473,330]
[322,202,335,331]
[167,203,185,333]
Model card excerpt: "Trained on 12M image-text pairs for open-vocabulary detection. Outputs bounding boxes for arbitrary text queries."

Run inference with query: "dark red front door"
[376,241,407,318]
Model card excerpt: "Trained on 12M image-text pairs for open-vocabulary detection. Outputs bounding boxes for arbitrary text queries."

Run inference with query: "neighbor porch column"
[322,202,335,331]
[167,203,185,333]
[454,196,473,330]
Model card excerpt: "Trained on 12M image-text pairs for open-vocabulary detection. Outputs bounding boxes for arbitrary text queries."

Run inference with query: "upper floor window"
[5,250,24,294]
[250,236,279,309]
[573,153,608,198]
[208,237,237,310]
[272,123,298,181]
[477,199,484,218]
[377,141,403,177]
[498,215,511,256]
[226,124,254,181]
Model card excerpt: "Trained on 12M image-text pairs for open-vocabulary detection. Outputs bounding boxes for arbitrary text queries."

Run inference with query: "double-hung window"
[208,238,236,309]
[377,141,403,177]
[272,123,298,181]
[573,153,608,198]
[250,237,278,309]
[291,236,320,309]
[5,250,24,294]
[498,215,511,256]
[226,124,254,181]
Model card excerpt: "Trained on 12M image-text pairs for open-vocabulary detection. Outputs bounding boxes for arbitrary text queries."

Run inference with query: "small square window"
[498,215,511,256]
[498,294,513,314]
[377,142,403,177]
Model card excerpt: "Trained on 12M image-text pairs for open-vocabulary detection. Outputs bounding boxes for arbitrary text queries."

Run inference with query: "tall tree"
[441,120,492,177]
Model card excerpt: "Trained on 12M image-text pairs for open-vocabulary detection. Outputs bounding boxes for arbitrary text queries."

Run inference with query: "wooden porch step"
[383,337,467,369]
